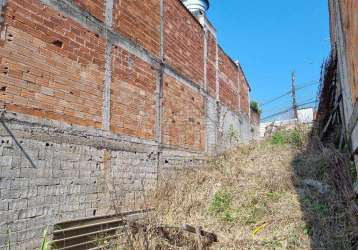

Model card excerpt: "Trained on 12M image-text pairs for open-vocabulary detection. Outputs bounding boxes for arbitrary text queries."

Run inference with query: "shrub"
[287,129,304,147]
[209,189,235,222]
[271,127,305,147]
[271,130,287,145]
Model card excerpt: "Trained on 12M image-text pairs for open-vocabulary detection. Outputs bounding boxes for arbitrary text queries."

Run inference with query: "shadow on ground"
[291,139,357,249]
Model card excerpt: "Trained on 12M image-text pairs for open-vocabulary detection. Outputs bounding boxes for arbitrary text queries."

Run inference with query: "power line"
[297,100,317,108]
[261,81,318,106]
[261,91,291,106]
[261,107,292,121]
[296,81,318,91]
[261,100,317,121]
[262,97,316,114]
[299,96,317,104]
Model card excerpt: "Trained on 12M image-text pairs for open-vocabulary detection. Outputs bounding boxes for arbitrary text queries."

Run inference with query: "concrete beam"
[102,43,112,131]
[203,28,208,91]
[155,67,163,144]
[215,44,220,101]
[0,112,158,153]
[102,0,113,131]
[155,0,164,145]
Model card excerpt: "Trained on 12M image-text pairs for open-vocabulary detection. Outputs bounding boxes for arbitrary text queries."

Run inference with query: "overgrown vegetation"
[146,126,357,249]
[271,127,306,147]
[250,101,262,115]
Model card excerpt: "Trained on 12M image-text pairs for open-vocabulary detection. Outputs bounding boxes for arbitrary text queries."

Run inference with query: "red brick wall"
[240,73,250,115]
[74,0,105,22]
[164,0,204,86]
[0,0,252,150]
[110,46,156,140]
[218,48,239,111]
[207,31,217,97]
[113,0,161,57]
[162,75,205,151]
[0,0,105,128]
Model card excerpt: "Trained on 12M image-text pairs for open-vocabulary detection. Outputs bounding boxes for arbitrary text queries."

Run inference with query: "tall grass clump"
[271,126,306,147]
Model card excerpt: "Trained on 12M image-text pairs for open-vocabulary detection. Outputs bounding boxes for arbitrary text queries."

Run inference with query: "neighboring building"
[316,0,358,173]
[0,0,256,247]
[297,107,314,124]
[259,108,314,137]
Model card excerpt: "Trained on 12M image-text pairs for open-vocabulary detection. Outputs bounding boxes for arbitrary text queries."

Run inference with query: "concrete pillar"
[102,0,114,131]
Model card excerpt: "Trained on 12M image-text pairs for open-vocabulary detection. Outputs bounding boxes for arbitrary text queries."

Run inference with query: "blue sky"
[207,0,330,120]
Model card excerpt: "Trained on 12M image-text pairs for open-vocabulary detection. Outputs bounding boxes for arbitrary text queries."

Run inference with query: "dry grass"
[145,137,356,249]
[102,127,356,249]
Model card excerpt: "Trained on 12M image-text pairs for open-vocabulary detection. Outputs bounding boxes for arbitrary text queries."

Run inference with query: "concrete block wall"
[0,114,159,249]
[0,0,257,247]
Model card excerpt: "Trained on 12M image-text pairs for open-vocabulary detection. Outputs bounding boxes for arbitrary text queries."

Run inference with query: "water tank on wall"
[181,0,209,14]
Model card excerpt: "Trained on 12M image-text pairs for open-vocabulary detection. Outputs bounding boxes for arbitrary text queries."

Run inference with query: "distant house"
[297,107,314,124]
[260,107,315,137]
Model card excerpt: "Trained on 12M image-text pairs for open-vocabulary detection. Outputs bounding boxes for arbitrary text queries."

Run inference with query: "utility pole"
[291,71,298,120]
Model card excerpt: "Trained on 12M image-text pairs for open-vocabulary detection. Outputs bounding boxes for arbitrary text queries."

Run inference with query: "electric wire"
[261,100,317,121]
[260,81,319,106]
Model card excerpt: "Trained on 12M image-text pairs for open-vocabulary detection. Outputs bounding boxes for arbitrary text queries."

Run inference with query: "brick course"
[110,45,156,140]
[240,73,250,115]
[0,26,104,128]
[162,75,205,151]
[74,0,106,22]
[219,48,239,111]
[5,0,106,66]
[207,31,217,97]
[113,0,161,57]
[164,0,204,86]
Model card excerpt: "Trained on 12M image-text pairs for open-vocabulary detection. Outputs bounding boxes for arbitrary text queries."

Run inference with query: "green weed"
[227,124,240,144]
[302,224,312,236]
[40,227,50,250]
[209,189,235,222]
[287,129,304,147]
[271,128,305,147]
[271,131,287,145]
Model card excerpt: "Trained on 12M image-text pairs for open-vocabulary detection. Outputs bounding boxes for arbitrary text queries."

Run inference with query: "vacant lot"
[146,133,356,249]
